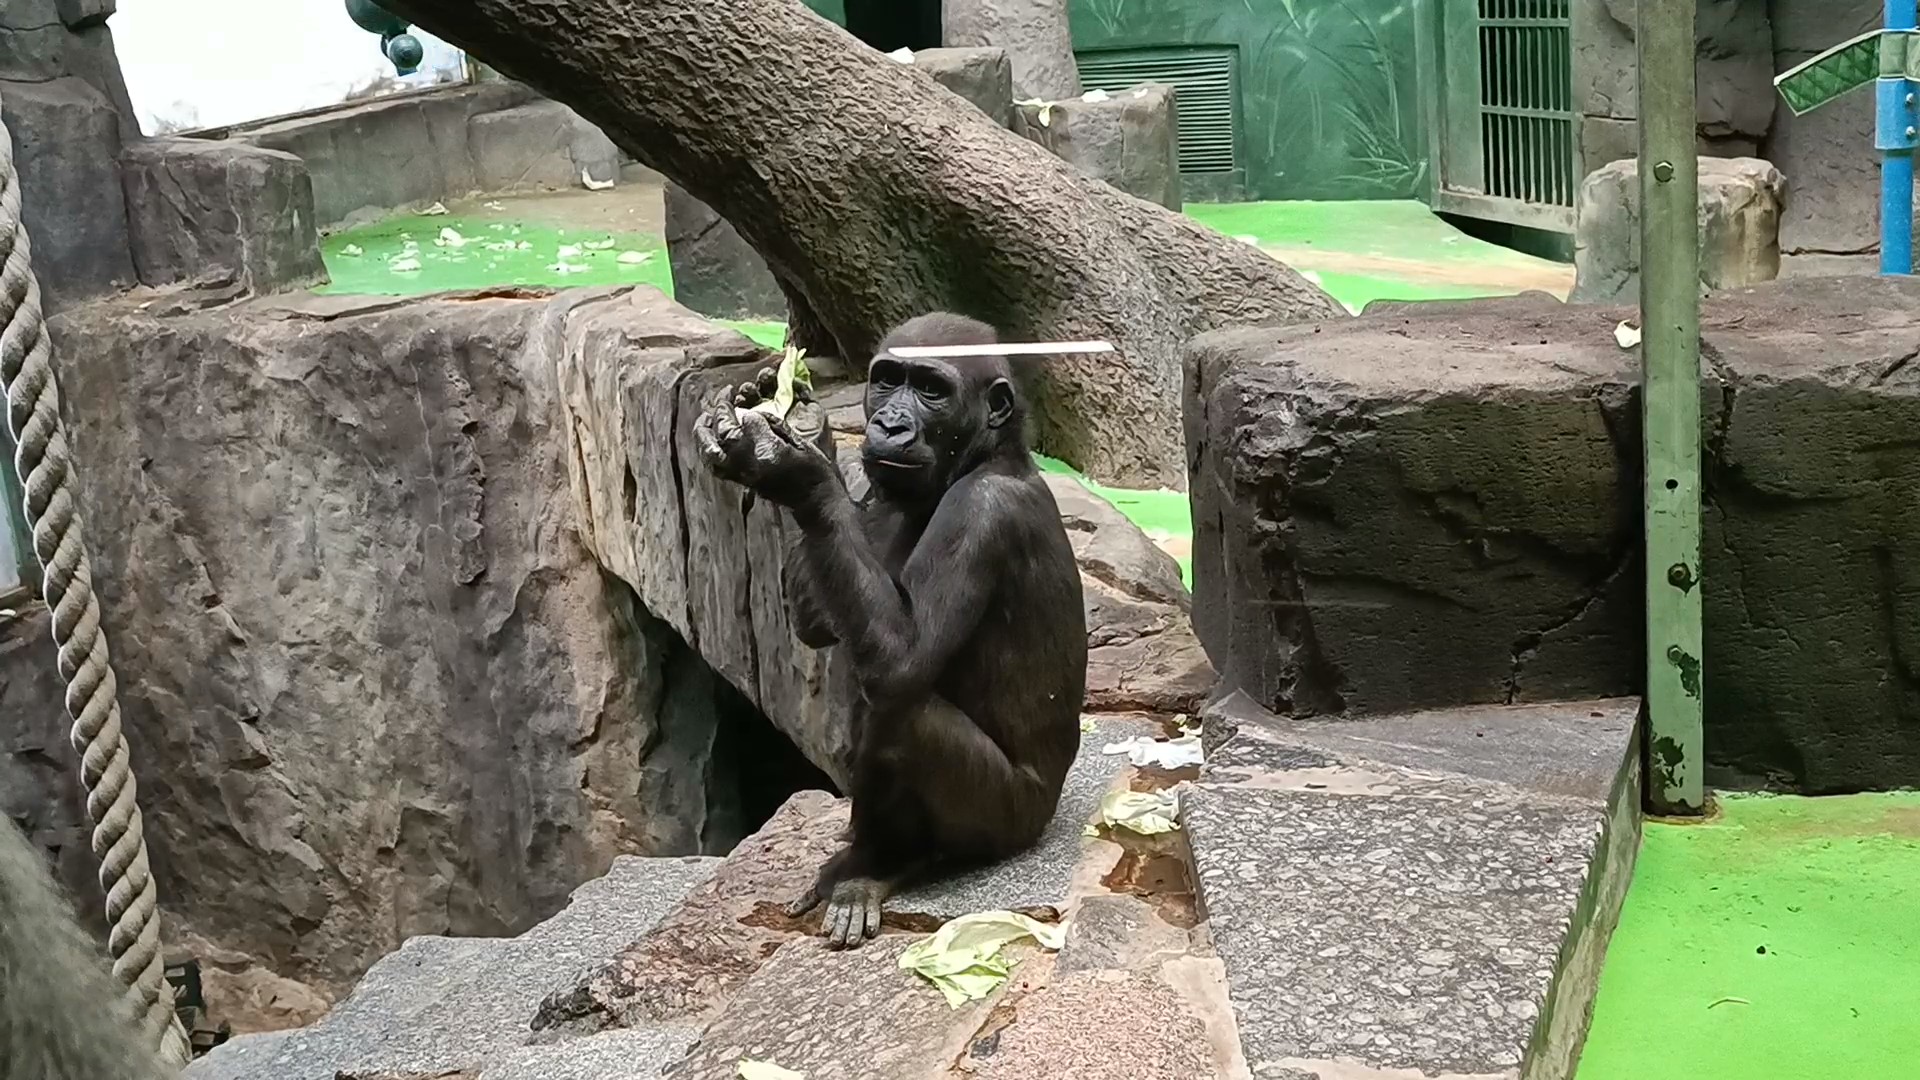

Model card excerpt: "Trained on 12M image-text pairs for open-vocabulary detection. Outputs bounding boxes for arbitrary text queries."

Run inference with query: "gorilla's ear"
[985,378,1017,428]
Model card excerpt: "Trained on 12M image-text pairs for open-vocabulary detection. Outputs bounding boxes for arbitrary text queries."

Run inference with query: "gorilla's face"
[862,354,1014,500]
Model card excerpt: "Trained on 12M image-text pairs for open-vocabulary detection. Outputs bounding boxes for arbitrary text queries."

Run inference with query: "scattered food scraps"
[435,227,467,248]
[899,911,1066,1007]
[483,200,505,210]
[616,250,652,264]
[1097,789,1180,835]
[1101,733,1203,769]
[339,244,364,257]
[1614,321,1642,349]
[583,238,616,250]
[581,168,615,191]
[547,262,589,274]
[1081,88,1111,103]
[557,244,582,258]
[737,1060,806,1080]
[421,201,449,216]
[887,46,914,63]
[1080,717,1098,734]
[388,257,422,273]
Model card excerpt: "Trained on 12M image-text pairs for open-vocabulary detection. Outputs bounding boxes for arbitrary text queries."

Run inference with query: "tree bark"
[380,0,1345,487]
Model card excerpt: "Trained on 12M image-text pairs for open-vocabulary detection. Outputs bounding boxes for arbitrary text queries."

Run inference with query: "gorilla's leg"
[809,695,1053,948]
[0,817,169,1080]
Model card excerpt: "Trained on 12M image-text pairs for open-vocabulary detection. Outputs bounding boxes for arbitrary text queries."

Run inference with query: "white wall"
[113,0,468,135]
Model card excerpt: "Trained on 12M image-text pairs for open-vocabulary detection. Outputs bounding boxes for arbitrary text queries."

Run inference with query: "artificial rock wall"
[1187,278,1920,795]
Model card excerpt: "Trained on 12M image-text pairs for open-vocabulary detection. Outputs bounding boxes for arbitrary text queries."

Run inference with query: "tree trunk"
[380,0,1344,487]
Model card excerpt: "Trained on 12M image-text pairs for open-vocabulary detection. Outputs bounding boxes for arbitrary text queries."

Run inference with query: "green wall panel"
[1069,0,1428,201]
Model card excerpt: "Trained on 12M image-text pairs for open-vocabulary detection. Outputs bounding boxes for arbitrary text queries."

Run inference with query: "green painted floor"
[1578,793,1920,1080]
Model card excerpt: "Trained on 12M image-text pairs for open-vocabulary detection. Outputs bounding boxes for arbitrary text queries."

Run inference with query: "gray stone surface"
[184,856,718,1080]
[229,81,542,227]
[943,0,1080,100]
[661,182,787,321]
[963,971,1217,1080]
[468,99,622,192]
[1572,0,1774,172]
[1014,83,1183,210]
[119,137,327,294]
[480,1026,698,1079]
[1183,274,1920,791]
[1049,476,1213,713]
[666,935,1002,1080]
[0,602,111,933]
[1054,894,1193,977]
[39,288,771,1021]
[1185,694,1638,1079]
[0,75,134,310]
[908,46,1014,128]
[1573,156,1786,303]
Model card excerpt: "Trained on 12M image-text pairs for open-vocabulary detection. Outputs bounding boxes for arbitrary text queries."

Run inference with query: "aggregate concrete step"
[537,715,1166,1034]
[184,855,722,1080]
[1189,694,1642,1080]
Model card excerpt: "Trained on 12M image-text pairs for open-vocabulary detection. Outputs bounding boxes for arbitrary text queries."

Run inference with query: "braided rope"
[0,102,190,1068]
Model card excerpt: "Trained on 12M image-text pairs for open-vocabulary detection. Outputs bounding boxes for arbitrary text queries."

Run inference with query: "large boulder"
[1572,156,1787,304]
[467,99,622,191]
[662,182,789,321]
[943,0,1081,101]
[0,76,134,309]
[902,46,1014,128]
[1013,84,1183,210]
[1186,277,1920,793]
[119,137,328,294]
[34,287,808,1017]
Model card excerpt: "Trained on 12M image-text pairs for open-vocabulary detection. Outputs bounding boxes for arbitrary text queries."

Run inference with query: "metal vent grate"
[1476,0,1574,207]
[1074,48,1237,174]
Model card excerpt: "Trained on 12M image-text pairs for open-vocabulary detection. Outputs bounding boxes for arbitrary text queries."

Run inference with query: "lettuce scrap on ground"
[898,910,1066,1007]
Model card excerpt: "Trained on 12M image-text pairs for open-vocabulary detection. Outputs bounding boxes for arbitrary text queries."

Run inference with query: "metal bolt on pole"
[1638,0,1705,814]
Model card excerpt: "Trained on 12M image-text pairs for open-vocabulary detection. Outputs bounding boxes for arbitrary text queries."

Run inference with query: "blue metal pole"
[1880,0,1918,274]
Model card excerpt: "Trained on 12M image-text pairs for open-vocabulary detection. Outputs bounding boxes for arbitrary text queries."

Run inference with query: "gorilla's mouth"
[870,459,922,469]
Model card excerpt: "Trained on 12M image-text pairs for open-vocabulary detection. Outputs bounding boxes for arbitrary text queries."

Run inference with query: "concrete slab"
[185,856,720,1080]
[894,714,1160,918]
[665,936,1005,1080]
[1186,696,1639,1080]
[479,1026,701,1079]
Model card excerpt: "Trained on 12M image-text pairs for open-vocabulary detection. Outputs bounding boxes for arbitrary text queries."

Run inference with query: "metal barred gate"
[1422,0,1577,231]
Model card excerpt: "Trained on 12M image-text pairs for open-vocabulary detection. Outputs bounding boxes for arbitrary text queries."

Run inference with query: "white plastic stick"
[885,340,1115,358]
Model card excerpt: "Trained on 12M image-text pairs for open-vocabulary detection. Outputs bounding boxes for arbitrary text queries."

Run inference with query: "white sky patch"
[113,0,467,135]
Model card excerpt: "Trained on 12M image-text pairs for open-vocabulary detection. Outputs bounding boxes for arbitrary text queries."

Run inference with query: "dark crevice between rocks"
[614,574,837,856]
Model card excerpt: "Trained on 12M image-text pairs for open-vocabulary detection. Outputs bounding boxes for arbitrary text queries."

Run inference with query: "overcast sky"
[113,0,467,134]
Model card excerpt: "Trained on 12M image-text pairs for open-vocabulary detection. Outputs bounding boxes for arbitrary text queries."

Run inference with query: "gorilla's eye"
[911,369,954,405]
[870,358,904,390]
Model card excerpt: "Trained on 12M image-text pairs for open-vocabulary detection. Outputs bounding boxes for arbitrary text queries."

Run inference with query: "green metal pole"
[1638,0,1706,814]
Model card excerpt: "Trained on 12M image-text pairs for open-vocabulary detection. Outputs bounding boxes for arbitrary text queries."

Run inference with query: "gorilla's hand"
[732,365,826,448]
[694,393,832,506]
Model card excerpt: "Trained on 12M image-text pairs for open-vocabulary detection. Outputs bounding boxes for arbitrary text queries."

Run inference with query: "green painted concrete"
[319,214,672,297]
[1185,199,1571,310]
[1579,793,1920,1080]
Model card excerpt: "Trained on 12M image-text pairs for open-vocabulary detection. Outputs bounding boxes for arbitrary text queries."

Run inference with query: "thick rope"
[0,102,191,1069]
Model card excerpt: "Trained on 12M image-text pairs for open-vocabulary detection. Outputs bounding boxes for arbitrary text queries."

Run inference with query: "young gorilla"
[695,312,1087,948]
[0,816,171,1080]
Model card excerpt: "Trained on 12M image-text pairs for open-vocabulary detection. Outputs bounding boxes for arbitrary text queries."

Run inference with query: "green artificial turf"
[1578,793,1920,1080]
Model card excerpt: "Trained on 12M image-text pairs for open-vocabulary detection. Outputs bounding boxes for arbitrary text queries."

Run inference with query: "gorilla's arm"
[789,478,1004,706]
[783,538,838,648]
